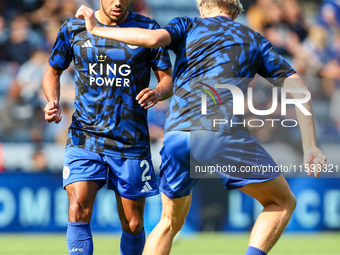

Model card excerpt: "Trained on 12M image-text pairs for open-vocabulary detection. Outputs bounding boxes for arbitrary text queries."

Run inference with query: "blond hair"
[197,0,244,16]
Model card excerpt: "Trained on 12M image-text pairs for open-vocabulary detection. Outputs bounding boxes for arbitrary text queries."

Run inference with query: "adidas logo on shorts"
[141,181,153,193]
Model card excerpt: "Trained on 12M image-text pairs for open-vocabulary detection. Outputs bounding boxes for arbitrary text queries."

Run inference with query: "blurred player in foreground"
[76,0,327,254]
[42,0,173,254]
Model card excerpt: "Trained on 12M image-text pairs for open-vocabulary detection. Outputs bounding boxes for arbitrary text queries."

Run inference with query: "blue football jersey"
[163,16,296,137]
[49,11,171,159]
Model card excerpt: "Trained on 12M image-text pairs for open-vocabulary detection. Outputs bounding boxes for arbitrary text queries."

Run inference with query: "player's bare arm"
[75,5,171,48]
[42,65,63,124]
[283,73,327,177]
[137,68,173,109]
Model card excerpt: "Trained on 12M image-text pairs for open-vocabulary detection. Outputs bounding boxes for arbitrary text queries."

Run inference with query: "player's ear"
[199,6,205,18]
[232,10,239,20]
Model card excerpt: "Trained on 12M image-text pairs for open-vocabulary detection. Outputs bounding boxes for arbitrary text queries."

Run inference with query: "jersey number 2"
[140,160,151,182]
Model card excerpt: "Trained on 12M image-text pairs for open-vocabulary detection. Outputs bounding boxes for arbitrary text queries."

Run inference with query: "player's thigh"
[238,174,295,207]
[105,156,159,199]
[66,181,99,222]
[160,192,192,223]
[66,180,99,208]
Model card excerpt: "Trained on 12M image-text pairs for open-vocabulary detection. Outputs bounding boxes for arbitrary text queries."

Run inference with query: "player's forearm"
[284,74,317,151]
[295,102,317,151]
[42,65,62,103]
[153,68,173,101]
[154,79,173,101]
[91,27,171,48]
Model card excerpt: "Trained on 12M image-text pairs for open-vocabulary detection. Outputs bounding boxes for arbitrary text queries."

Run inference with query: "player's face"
[100,0,131,25]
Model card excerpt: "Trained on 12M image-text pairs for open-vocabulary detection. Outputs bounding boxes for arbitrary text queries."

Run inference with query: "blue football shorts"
[63,147,159,199]
[159,130,281,198]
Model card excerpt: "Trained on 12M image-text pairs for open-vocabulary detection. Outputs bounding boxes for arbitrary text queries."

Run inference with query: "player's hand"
[44,101,62,124]
[136,88,160,109]
[75,5,98,35]
[303,146,327,177]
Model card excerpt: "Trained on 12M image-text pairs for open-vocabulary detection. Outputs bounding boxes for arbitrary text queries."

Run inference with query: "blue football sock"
[245,246,267,255]
[120,228,145,255]
[66,222,93,255]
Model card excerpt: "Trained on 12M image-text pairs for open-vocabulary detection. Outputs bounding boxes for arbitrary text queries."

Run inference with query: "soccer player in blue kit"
[42,0,173,254]
[76,0,327,254]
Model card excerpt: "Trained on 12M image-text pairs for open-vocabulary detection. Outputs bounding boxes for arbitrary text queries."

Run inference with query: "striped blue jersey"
[163,16,295,137]
[49,11,171,159]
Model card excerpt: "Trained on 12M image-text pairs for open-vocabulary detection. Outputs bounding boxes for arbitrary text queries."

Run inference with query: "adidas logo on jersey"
[141,181,153,193]
[82,40,93,48]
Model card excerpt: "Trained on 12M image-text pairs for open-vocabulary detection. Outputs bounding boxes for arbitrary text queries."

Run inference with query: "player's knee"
[68,201,92,222]
[278,191,296,216]
[129,218,144,235]
[122,217,144,235]
[161,214,186,235]
[286,192,297,214]
[173,218,186,234]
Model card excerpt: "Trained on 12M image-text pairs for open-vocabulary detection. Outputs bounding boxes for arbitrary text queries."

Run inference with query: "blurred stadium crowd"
[0,0,339,172]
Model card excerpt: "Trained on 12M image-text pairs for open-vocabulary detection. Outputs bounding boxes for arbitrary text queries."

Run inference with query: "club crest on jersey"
[96,54,107,62]
[89,54,131,87]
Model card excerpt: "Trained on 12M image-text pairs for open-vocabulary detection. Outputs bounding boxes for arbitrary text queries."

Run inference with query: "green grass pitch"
[0,232,339,255]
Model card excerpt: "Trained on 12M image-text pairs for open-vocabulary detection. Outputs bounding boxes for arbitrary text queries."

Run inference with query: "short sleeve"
[148,21,172,71]
[163,17,188,52]
[49,20,73,71]
[257,34,296,86]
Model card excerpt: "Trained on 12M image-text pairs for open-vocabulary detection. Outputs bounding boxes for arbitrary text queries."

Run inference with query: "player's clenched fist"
[44,101,62,124]
[75,5,98,34]
[136,88,161,109]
